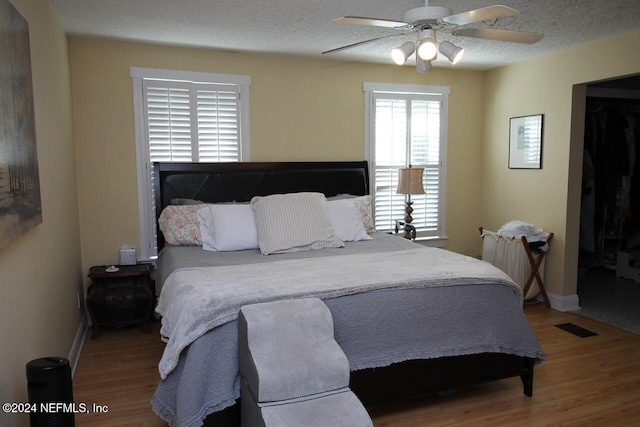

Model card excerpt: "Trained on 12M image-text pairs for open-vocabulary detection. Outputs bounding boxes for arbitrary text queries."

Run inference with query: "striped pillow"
[252,193,344,255]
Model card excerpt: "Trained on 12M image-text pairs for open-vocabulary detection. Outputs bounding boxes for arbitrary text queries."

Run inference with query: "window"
[364,83,449,243]
[131,67,251,260]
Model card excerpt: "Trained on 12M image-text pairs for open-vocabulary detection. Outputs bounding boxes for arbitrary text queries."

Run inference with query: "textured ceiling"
[48,0,640,71]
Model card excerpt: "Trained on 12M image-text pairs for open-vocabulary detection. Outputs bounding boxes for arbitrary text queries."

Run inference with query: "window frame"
[363,82,449,246]
[131,67,251,260]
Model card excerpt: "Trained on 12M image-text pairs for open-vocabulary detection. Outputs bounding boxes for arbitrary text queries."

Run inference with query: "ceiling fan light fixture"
[439,40,464,65]
[391,41,415,65]
[416,29,438,61]
[327,4,543,72]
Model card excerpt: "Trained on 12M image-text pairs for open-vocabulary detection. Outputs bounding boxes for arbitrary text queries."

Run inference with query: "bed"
[150,161,546,427]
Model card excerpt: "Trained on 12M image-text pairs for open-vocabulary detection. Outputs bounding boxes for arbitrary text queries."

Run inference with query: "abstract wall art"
[0,0,42,250]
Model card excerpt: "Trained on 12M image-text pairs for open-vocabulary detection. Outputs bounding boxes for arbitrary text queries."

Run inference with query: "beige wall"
[69,38,486,275]
[0,1,81,426]
[481,30,640,306]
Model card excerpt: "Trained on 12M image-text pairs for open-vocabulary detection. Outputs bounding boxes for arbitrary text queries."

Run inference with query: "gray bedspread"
[151,234,546,427]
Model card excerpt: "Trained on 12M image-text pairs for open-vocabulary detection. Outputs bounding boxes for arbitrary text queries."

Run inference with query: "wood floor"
[73,304,640,426]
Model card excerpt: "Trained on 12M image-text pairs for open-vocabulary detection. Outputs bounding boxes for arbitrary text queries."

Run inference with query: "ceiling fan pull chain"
[485,18,499,27]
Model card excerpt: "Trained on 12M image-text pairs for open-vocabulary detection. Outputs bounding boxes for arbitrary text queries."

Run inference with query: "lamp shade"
[391,41,415,65]
[416,29,437,61]
[416,39,437,61]
[439,40,464,64]
[396,167,425,195]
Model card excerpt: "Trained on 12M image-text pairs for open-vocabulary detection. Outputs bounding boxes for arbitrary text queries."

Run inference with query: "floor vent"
[555,323,598,338]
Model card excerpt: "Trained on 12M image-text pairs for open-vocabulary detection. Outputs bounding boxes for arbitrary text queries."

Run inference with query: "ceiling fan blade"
[443,5,519,26]
[332,16,408,29]
[452,28,544,44]
[322,35,395,55]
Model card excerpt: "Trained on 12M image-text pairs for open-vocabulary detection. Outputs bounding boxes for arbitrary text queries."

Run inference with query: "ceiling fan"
[322,1,544,71]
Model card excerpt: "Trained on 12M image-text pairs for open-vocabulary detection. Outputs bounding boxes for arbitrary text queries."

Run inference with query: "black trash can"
[26,357,75,427]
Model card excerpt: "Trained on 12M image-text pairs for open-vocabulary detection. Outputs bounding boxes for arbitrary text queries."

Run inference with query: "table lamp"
[396,165,425,239]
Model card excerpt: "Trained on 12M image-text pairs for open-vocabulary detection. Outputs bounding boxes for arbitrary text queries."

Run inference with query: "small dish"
[105,266,120,273]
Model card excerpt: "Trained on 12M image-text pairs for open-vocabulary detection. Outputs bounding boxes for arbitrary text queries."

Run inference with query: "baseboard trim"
[541,292,580,312]
[69,313,89,378]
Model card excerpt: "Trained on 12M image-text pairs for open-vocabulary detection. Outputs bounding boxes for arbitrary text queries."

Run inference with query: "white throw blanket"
[156,247,518,379]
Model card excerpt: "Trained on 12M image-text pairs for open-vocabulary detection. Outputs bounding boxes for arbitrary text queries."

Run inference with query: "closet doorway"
[578,74,640,335]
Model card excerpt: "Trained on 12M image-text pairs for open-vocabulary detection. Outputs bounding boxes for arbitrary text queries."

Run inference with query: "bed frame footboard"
[349,354,535,404]
[202,354,535,426]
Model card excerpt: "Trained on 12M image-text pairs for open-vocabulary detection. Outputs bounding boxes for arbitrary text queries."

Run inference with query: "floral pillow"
[158,205,207,246]
[352,195,376,234]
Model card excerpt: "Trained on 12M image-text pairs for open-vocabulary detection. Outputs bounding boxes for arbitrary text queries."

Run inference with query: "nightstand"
[86,264,155,339]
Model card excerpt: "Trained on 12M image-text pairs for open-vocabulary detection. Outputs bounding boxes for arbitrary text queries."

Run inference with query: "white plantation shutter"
[132,68,251,259]
[364,83,448,241]
[409,98,441,232]
[143,81,241,163]
[145,83,193,162]
[197,89,240,162]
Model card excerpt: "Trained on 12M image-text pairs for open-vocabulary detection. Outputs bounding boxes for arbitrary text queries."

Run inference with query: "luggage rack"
[480,227,553,307]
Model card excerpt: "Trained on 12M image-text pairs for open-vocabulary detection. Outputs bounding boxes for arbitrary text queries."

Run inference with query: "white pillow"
[252,192,344,255]
[328,194,376,233]
[327,199,372,242]
[196,204,259,252]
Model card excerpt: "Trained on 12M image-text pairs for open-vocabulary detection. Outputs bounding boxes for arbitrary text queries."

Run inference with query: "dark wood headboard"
[153,161,370,249]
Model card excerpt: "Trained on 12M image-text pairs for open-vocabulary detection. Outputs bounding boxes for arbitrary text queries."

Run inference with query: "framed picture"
[509,114,543,169]
[0,0,42,250]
